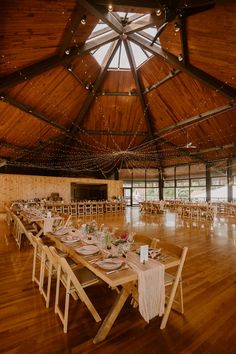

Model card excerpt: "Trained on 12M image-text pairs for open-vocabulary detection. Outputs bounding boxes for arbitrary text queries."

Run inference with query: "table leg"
[93,285,132,344]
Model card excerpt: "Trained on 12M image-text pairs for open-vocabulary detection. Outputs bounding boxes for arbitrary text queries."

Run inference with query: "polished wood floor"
[1,208,236,354]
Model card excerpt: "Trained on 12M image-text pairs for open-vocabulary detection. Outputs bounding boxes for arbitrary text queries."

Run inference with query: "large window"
[190,164,206,201]
[119,168,159,205]
[120,160,234,204]
[210,161,227,201]
[233,159,236,202]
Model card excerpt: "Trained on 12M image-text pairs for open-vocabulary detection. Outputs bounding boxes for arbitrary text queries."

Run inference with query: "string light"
[0,8,235,174]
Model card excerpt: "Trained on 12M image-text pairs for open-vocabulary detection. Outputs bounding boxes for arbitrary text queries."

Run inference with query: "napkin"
[127,252,165,323]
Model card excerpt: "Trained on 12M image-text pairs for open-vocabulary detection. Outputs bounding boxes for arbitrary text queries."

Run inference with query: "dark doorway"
[71,183,107,201]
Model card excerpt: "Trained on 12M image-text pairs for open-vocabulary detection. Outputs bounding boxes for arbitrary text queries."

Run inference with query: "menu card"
[140,245,149,264]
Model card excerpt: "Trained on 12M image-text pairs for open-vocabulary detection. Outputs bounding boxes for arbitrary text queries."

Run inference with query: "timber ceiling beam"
[97,91,139,96]
[70,39,121,133]
[0,31,119,92]
[78,0,123,33]
[0,140,32,153]
[59,5,85,57]
[123,38,163,168]
[78,129,147,136]
[143,69,180,94]
[123,39,154,140]
[1,95,68,133]
[124,14,166,35]
[179,16,188,65]
[89,0,159,9]
[156,102,236,137]
[128,34,236,100]
[189,143,236,155]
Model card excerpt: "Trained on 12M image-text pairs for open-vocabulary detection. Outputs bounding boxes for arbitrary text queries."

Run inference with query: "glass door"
[123,187,132,206]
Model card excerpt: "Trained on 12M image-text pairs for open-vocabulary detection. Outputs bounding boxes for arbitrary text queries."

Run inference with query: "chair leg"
[160,278,180,330]
[45,263,53,308]
[55,266,61,314]
[179,281,184,314]
[63,281,71,333]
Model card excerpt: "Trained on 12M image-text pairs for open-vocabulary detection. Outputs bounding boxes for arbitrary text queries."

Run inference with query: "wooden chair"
[152,238,188,329]
[133,234,154,247]
[49,246,101,333]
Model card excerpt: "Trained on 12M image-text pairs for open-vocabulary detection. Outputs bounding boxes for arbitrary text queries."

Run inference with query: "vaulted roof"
[0,0,235,177]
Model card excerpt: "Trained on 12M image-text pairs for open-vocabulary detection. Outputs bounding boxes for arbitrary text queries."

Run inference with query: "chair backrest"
[134,234,153,246]
[152,238,188,274]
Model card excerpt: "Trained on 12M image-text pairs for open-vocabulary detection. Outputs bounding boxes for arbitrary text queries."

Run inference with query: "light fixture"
[108,4,113,12]
[81,15,87,25]
[156,9,162,16]
[178,54,183,61]
[174,22,180,32]
[65,49,70,55]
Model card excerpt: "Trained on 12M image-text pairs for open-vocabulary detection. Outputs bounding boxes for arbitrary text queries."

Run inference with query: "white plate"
[61,236,80,244]
[75,245,99,256]
[53,228,68,236]
[83,236,98,245]
[96,259,123,271]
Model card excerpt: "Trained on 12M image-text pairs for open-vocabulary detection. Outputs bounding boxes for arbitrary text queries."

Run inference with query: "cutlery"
[106,264,129,275]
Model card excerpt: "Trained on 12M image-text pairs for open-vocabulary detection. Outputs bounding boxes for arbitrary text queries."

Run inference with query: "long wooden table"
[49,233,180,343]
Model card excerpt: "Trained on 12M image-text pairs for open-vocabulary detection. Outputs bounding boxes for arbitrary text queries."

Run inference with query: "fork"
[106,264,129,275]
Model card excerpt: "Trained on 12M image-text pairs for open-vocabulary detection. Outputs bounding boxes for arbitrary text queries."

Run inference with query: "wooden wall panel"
[187,3,236,88]
[0,174,123,212]
[0,0,77,75]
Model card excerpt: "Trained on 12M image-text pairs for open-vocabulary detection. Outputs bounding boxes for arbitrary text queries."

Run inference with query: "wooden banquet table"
[48,232,180,343]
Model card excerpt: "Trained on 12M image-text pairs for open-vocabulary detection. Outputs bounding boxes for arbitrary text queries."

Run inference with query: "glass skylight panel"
[87,12,154,70]
[119,42,130,69]
[109,46,120,68]
[143,27,158,36]
[130,42,148,67]
[93,43,112,65]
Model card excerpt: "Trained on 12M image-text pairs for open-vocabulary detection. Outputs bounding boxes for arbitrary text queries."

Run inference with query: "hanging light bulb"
[81,15,87,25]
[108,4,113,12]
[174,22,180,32]
[156,9,162,16]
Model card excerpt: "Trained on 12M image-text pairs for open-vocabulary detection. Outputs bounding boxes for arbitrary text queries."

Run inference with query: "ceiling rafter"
[54,39,122,176]
[89,0,160,9]
[78,129,147,136]
[124,14,166,35]
[143,69,180,94]
[123,38,162,168]
[79,0,123,33]
[156,102,236,137]
[1,95,68,133]
[128,33,236,100]
[58,5,85,57]
[65,64,87,89]
[70,39,121,133]
[189,142,236,156]
[179,16,189,65]
[0,140,32,153]
[97,91,139,96]
[0,31,119,92]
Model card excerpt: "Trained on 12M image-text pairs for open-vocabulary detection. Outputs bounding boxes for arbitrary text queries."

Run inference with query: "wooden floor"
[1,208,236,354]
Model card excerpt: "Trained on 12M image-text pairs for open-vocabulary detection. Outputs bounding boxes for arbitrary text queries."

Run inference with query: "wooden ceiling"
[0,0,235,178]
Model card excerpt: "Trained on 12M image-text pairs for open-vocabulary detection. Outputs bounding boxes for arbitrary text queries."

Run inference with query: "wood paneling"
[0,174,123,212]
[0,0,77,75]
[187,3,236,88]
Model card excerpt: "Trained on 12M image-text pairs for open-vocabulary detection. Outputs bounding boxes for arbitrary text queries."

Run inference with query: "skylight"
[87,12,155,70]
